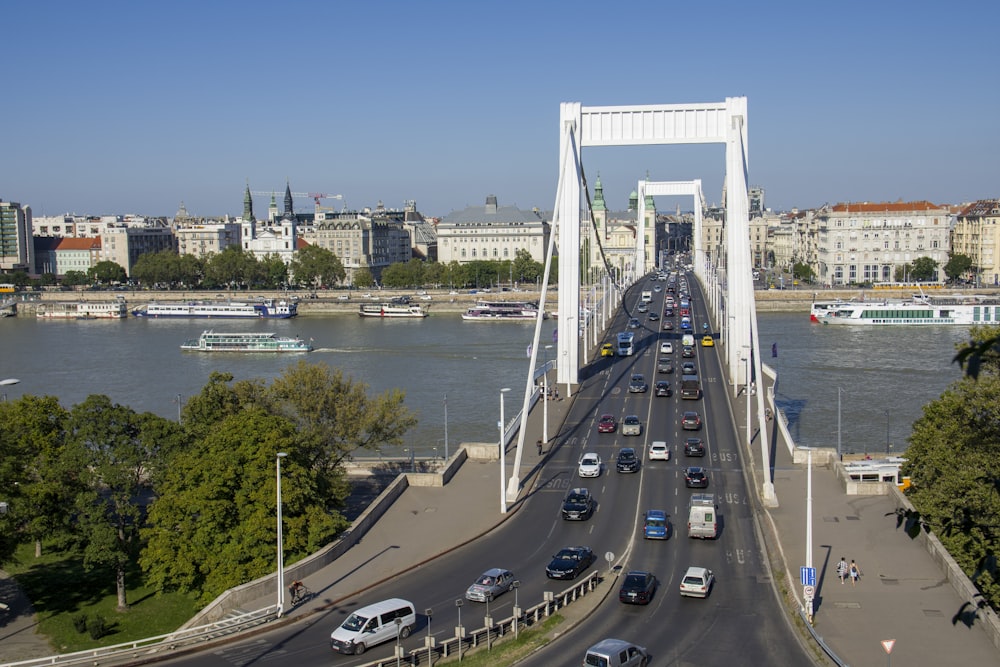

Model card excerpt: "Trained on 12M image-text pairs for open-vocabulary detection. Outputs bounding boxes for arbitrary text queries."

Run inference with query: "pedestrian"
[849,559,861,586]
[553,387,560,401]
[537,439,543,455]
[836,556,848,584]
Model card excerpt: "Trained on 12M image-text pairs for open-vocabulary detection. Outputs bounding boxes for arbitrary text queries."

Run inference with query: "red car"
[597,414,617,433]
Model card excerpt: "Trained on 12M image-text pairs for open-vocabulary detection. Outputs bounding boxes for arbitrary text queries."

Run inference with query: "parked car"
[679,566,715,598]
[628,373,648,393]
[597,414,617,433]
[578,452,602,478]
[685,466,709,488]
[643,509,669,540]
[600,343,615,357]
[684,437,705,457]
[545,546,596,580]
[561,488,595,520]
[655,380,672,397]
[616,447,640,473]
[622,415,642,436]
[648,441,670,461]
[465,568,515,602]
[681,411,702,430]
[619,570,657,605]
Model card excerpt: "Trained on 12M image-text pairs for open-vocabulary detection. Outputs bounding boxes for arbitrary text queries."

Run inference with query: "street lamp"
[1,378,18,402]
[425,607,433,666]
[512,580,521,639]
[443,394,449,462]
[276,452,288,615]
[543,345,553,445]
[805,447,814,624]
[837,387,843,458]
[455,599,464,662]
[176,393,182,423]
[884,409,891,454]
[395,617,403,667]
[499,387,511,514]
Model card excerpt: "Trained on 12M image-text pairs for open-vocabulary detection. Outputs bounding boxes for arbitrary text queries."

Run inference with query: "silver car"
[622,415,642,436]
[465,568,515,602]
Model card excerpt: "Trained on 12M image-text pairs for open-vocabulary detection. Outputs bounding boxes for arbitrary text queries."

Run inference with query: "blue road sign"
[800,566,817,587]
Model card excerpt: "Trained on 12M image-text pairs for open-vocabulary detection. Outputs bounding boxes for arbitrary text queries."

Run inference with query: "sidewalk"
[740,378,1000,666]
[0,569,50,662]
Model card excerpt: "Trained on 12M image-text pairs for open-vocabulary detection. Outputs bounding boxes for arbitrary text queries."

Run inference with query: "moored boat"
[37,301,128,319]
[819,295,1000,326]
[809,300,854,323]
[462,300,543,321]
[133,299,297,319]
[180,330,313,352]
[358,302,428,318]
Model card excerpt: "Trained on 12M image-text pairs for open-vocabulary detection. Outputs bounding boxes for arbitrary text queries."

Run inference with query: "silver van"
[330,598,416,655]
[583,638,649,667]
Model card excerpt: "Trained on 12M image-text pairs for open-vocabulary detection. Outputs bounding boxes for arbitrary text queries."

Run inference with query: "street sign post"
[800,566,816,587]
[881,638,895,667]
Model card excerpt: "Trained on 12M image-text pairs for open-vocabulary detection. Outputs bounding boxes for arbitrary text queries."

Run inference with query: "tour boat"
[36,301,128,319]
[819,295,1000,326]
[462,300,543,321]
[133,299,297,319]
[358,302,428,318]
[180,330,313,352]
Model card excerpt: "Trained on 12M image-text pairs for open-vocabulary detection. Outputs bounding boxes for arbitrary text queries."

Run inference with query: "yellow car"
[601,343,615,357]
[701,336,715,347]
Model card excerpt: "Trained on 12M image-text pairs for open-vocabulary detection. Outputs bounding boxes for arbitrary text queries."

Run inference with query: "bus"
[616,331,635,356]
[0,284,15,293]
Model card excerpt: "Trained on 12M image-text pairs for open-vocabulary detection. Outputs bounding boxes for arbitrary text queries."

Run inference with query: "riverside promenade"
[3,351,1000,666]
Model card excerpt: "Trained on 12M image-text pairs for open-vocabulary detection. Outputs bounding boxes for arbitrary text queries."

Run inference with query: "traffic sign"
[800,566,816,587]
[803,585,815,599]
[881,639,895,654]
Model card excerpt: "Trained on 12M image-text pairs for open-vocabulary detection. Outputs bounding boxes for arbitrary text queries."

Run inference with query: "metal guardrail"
[0,606,279,667]
[354,570,602,667]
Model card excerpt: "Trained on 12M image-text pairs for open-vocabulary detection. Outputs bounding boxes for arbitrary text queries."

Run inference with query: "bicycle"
[290,584,312,606]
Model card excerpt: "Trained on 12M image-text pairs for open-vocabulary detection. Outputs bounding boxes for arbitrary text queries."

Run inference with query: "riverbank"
[10,286,1000,316]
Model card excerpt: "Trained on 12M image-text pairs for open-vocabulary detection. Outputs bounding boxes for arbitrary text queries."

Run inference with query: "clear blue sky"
[3,0,997,219]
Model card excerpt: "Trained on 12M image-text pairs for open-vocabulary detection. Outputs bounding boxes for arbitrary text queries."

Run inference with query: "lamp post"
[805,447,814,623]
[884,409,891,454]
[837,387,843,458]
[485,593,493,651]
[499,388,511,514]
[543,345,553,445]
[512,580,521,639]
[455,599,464,662]
[276,452,288,615]
[395,617,403,667]
[176,393,182,423]
[443,394,449,462]
[425,608,433,666]
[1,378,19,402]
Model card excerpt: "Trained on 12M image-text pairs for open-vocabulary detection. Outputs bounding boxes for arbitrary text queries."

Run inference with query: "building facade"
[814,201,950,285]
[587,178,657,281]
[952,199,1000,286]
[436,195,549,266]
[0,200,33,274]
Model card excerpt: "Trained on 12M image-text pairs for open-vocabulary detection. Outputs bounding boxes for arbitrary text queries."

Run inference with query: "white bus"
[616,331,635,356]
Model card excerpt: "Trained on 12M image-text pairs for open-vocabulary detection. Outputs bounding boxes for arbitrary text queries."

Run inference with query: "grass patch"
[5,542,201,653]
[437,613,565,666]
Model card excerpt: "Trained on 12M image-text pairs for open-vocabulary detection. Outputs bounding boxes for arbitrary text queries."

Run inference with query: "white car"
[648,441,670,461]
[578,452,602,478]
[679,566,715,598]
[659,341,673,354]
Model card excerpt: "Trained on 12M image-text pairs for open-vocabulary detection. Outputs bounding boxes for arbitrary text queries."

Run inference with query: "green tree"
[512,249,542,285]
[422,261,444,287]
[259,254,289,289]
[62,270,89,287]
[67,396,171,610]
[204,247,259,290]
[0,396,81,560]
[791,262,814,283]
[945,254,974,283]
[289,244,345,289]
[910,256,940,282]
[176,253,204,288]
[131,249,176,288]
[87,261,127,286]
[352,267,374,289]
[39,272,58,286]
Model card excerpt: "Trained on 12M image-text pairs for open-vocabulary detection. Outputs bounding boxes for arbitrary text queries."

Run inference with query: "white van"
[687,493,718,539]
[583,638,649,666]
[330,598,416,655]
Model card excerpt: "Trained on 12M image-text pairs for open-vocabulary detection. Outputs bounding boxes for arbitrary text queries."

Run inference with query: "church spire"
[243,181,255,221]
[592,173,607,212]
[284,180,294,218]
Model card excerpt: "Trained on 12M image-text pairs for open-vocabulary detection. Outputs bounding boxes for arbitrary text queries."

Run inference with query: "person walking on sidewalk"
[537,439,543,455]
[849,560,861,586]
[836,557,848,584]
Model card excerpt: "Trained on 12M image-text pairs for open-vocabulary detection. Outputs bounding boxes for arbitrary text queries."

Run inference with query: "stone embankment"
[15,286,1000,316]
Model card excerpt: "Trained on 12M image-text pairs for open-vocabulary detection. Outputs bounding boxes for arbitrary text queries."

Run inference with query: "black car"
[681,411,702,430]
[616,447,640,473]
[619,570,657,605]
[628,373,648,393]
[655,380,672,397]
[684,437,705,456]
[685,466,709,488]
[663,307,674,317]
[682,345,695,358]
[545,546,596,580]
[648,311,659,321]
[561,488,595,520]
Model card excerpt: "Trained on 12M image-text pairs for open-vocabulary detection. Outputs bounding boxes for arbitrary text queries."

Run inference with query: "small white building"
[436,195,549,265]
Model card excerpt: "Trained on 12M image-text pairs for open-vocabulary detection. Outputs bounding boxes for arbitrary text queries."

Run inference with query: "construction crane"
[249,190,345,213]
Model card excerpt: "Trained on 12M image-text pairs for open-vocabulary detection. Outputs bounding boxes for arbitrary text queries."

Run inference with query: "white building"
[436,195,549,266]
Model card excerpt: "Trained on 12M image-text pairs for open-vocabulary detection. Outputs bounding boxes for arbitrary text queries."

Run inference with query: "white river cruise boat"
[180,331,313,353]
[358,302,428,318]
[132,299,297,319]
[36,301,128,319]
[819,294,1000,326]
[462,300,543,321]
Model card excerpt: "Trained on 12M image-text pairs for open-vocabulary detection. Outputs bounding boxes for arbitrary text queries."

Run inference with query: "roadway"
[159,271,813,666]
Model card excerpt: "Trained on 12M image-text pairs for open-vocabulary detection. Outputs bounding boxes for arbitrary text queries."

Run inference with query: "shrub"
[86,614,107,640]
[72,613,88,633]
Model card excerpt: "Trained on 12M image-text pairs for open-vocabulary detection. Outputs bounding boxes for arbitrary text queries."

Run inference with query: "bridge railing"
[354,569,602,667]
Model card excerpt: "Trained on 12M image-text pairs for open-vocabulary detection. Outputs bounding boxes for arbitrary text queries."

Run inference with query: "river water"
[0,311,972,456]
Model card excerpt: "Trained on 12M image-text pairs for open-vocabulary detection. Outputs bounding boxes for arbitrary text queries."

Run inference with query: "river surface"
[0,312,973,456]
